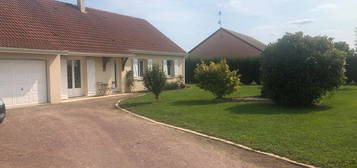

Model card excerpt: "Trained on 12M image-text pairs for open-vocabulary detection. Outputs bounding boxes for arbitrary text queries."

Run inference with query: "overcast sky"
[59,0,357,51]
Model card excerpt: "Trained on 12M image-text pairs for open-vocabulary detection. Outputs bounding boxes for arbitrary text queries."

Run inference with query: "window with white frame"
[163,59,179,77]
[133,59,152,78]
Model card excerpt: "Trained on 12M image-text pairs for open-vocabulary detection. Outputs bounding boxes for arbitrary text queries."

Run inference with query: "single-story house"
[189,28,266,58]
[0,0,187,107]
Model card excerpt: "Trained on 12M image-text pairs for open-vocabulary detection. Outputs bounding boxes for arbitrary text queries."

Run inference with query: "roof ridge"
[54,0,145,21]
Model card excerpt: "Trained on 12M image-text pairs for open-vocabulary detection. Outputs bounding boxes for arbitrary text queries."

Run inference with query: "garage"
[0,59,47,107]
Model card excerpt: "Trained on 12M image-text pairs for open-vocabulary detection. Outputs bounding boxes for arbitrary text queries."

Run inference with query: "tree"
[334,41,357,84]
[143,64,167,100]
[194,60,240,99]
[261,32,346,106]
[354,27,357,51]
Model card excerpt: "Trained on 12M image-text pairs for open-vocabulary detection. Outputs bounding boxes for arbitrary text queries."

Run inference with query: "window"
[167,60,174,76]
[133,59,147,78]
[67,60,81,89]
[74,60,81,88]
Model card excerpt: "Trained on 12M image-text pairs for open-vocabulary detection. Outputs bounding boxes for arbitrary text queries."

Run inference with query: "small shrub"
[164,82,180,90]
[125,71,134,92]
[194,60,240,99]
[143,64,167,100]
[185,57,261,84]
[261,32,346,106]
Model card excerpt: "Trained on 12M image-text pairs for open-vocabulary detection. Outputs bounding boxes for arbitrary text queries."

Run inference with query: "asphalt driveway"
[0,95,303,168]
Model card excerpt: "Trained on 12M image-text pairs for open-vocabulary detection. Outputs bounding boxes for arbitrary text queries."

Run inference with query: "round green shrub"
[194,60,240,99]
[261,32,346,106]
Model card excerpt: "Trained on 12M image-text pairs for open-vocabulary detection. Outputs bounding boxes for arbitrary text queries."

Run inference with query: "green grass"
[120,85,357,168]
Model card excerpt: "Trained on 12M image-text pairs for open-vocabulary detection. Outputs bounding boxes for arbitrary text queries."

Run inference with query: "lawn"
[120,85,357,168]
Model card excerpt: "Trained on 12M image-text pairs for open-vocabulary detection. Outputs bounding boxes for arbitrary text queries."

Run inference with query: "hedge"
[185,56,262,85]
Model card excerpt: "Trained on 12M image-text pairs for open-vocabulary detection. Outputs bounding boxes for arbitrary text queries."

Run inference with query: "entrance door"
[112,60,118,92]
[67,60,83,97]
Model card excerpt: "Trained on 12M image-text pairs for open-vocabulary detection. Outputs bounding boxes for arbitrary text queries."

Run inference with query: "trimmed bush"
[194,60,240,99]
[186,57,261,84]
[261,32,346,106]
[143,64,167,100]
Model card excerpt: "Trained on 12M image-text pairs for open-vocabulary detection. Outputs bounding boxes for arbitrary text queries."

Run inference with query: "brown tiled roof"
[189,28,265,59]
[0,0,186,54]
[222,28,266,52]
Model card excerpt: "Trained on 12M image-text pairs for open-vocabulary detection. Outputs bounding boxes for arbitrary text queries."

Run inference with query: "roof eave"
[130,50,188,57]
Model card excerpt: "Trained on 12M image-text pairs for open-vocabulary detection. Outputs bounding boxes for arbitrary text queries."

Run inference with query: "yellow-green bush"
[194,60,240,99]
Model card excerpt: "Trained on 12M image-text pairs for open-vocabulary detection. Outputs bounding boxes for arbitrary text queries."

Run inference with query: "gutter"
[130,50,188,57]
[0,47,186,58]
[0,47,68,55]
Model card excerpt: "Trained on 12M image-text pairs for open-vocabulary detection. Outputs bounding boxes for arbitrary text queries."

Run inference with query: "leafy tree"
[355,27,357,50]
[194,60,240,99]
[261,32,346,106]
[346,54,357,84]
[143,64,167,100]
[334,41,357,84]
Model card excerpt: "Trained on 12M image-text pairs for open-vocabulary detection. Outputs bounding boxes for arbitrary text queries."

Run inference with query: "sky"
[59,0,357,51]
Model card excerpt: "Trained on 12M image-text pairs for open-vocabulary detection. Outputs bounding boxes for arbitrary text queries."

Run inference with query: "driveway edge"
[116,95,316,168]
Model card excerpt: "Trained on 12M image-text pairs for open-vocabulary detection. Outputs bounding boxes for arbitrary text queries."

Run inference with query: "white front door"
[67,60,83,97]
[0,60,47,107]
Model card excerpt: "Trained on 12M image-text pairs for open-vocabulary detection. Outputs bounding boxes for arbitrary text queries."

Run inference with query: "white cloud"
[288,18,316,25]
[309,3,337,12]
[229,0,241,7]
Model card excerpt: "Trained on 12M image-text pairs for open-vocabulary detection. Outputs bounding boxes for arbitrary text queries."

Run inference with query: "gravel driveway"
[0,95,303,168]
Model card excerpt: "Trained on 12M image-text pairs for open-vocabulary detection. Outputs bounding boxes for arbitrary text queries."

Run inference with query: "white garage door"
[0,60,47,107]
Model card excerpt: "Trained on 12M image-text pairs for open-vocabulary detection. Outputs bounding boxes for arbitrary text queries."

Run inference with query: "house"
[0,0,187,107]
[189,28,265,58]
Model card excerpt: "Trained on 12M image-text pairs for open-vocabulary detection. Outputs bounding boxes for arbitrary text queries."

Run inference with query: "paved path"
[0,95,303,168]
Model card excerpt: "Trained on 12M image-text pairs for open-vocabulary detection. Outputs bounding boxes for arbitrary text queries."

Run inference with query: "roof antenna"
[218,11,222,28]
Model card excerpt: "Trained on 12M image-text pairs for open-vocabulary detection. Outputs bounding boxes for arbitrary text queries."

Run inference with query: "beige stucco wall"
[122,54,186,92]
[0,52,185,104]
[93,57,122,94]
[0,52,62,104]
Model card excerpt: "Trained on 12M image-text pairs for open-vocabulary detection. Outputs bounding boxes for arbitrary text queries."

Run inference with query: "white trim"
[0,47,133,57]
[133,59,139,78]
[148,59,153,70]
[163,59,168,76]
[130,50,188,57]
[0,47,186,58]
[0,47,68,55]
[67,51,132,57]
[174,59,179,77]
[87,59,96,96]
